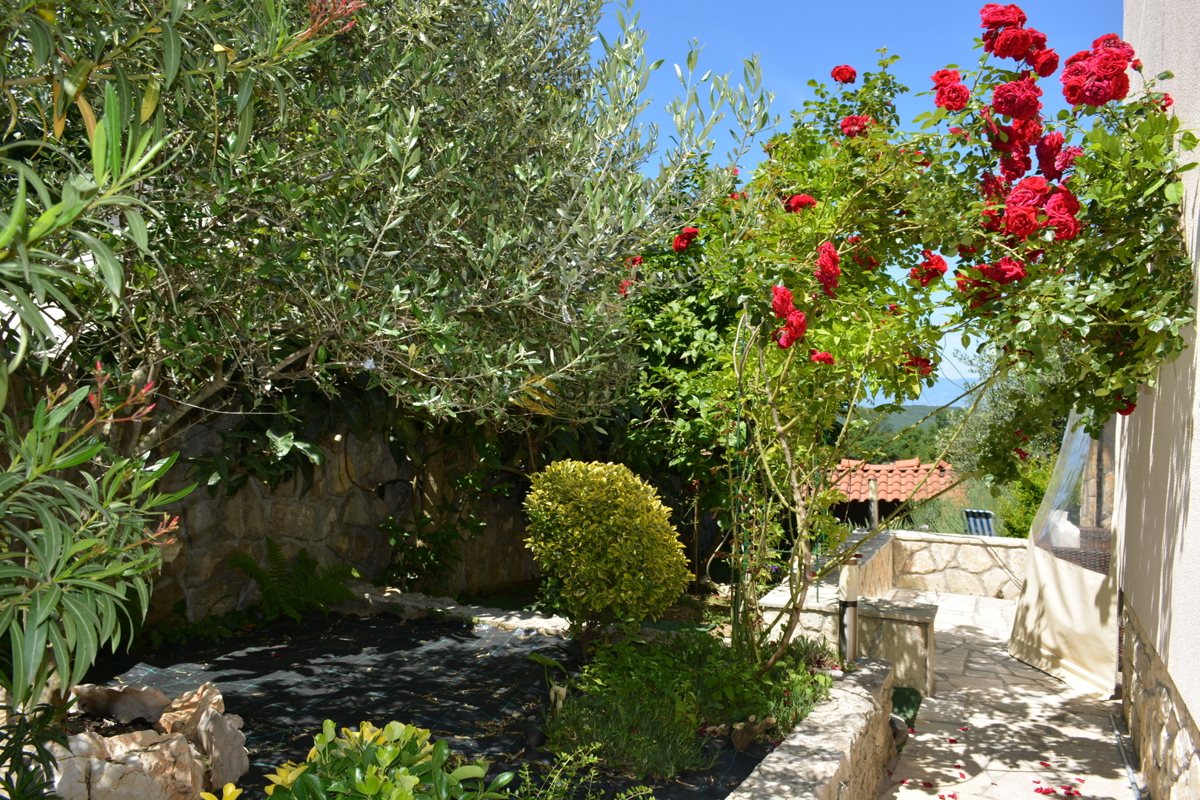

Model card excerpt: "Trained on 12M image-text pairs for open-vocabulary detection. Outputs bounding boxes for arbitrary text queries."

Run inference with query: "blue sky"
[602,0,1123,405]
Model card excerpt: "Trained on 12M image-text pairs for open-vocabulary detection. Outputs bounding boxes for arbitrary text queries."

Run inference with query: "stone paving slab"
[877,591,1135,800]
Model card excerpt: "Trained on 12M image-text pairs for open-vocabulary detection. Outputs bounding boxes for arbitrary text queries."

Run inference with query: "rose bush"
[622,3,1193,666]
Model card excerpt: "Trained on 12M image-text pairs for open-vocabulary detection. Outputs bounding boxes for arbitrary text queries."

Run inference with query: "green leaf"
[71,231,123,299]
[0,174,27,249]
[1164,181,1184,204]
[125,209,149,252]
[162,23,181,90]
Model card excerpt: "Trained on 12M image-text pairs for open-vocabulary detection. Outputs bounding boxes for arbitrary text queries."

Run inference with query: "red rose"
[784,194,817,212]
[1047,212,1082,241]
[931,69,961,87]
[1093,34,1135,60]
[1026,28,1048,51]
[810,350,835,365]
[840,115,873,138]
[1110,71,1131,101]
[1027,48,1059,77]
[1004,205,1042,239]
[1045,187,1079,217]
[831,65,857,84]
[771,285,795,318]
[681,226,699,240]
[1158,93,1174,109]
[1065,50,1092,68]
[815,241,841,297]
[1055,146,1082,173]
[910,250,948,287]
[902,353,934,376]
[619,279,636,296]
[777,325,799,349]
[936,83,971,112]
[1082,79,1112,106]
[628,255,644,266]
[1036,132,1064,179]
[672,235,691,252]
[1007,175,1051,208]
[992,27,1033,60]
[1060,60,1092,84]
[787,310,808,338]
[958,244,979,258]
[992,76,1042,120]
[1116,395,1137,416]
[980,3,1027,30]
[1000,151,1032,181]
[1062,80,1087,106]
[985,256,1027,284]
[1090,49,1129,78]
[1014,447,1029,460]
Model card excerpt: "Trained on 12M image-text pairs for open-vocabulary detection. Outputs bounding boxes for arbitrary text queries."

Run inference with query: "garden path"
[877,591,1137,800]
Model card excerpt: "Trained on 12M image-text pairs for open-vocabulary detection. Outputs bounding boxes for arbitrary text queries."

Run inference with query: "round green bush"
[524,460,690,636]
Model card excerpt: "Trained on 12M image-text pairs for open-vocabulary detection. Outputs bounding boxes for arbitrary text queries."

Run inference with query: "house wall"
[1119,2,1200,796]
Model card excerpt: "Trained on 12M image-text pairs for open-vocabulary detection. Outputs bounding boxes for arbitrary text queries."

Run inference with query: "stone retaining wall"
[890,530,1026,599]
[1123,604,1200,800]
[151,430,538,624]
[727,659,897,800]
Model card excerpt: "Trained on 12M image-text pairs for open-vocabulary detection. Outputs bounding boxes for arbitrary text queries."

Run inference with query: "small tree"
[524,460,691,649]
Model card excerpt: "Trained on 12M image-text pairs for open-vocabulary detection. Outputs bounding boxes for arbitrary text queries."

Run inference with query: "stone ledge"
[891,529,1027,548]
[727,659,896,800]
[333,581,571,635]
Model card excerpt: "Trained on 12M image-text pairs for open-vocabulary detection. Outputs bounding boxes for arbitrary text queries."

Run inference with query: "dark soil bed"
[87,611,776,799]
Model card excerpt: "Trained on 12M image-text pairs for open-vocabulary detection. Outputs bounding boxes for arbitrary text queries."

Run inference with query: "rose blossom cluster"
[784,194,817,213]
[771,285,808,349]
[903,353,934,376]
[814,241,841,297]
[810,350,835,364]
[840,115,873,138]
[979,3,1059,77]
[1003,176,1082,241]
[831,65,857,84]
[1060,34,1134,107]
[673,226,700,252]
[909,250,948,287]
[932,69,970,112]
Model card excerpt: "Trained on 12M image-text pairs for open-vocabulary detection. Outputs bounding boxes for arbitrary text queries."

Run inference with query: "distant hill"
[868,404,949,432]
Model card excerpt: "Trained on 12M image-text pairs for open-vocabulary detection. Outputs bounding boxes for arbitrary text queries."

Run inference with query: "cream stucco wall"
[1120,0,1200,734]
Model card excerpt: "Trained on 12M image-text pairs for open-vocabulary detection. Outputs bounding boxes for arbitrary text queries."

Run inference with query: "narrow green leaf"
[0,174,27,249]
[236,70,257,115]
[71,231,123,299]
[125,209,149,252]
[162,24,181,90]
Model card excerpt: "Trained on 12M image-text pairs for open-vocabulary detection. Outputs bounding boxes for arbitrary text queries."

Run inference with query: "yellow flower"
[264,763,309,796]
[200,785,244,800]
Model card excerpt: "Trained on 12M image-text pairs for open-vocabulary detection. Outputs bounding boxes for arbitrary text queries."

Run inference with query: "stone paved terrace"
[878,591,1138,800]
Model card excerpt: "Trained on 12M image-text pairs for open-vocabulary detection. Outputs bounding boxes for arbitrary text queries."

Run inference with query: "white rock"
[195,706,249,789]
[156,683,224,739]
[71,684,171,724]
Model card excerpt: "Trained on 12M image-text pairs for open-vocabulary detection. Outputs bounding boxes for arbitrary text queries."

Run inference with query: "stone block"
[945,569,984,595]
[340,492,373,528]
[269,501,317,543]
[979,567,1009,598]
[928,542,959,571]
[903,546,940,575]
[956,545,996,574]
[216,485,268,543]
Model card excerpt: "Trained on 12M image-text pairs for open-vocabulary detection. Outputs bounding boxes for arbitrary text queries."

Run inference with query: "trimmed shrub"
[524,461,690,645]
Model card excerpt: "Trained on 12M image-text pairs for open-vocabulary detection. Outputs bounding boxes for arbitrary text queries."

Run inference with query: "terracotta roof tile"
[831,458,955,502]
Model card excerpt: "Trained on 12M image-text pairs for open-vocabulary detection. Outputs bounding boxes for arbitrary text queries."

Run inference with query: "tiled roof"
[831,458,955,502]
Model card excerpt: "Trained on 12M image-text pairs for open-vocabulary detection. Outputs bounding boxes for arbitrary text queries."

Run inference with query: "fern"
[228,538,355,621]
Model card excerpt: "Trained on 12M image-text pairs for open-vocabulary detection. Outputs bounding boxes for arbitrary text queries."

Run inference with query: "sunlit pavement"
[877,592,1136,800]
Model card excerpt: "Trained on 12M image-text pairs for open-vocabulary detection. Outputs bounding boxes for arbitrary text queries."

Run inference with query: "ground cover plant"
[543,632,836,779]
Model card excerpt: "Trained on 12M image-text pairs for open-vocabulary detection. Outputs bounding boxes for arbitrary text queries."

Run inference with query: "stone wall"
[1123,604,1200,800]
[890,530,1026,599]
[150,429,538,624]
[727,659,896,800]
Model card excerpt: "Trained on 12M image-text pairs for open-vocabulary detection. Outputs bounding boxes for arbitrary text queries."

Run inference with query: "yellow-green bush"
[524,461,690,641]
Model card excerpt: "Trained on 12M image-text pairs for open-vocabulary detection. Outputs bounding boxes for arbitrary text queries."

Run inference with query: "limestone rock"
[71,684,171,724]
[902,547,940,575]
[51,730,204,800]
[956,545,995,575]
[944,569,984,595]
[156,683,224,739]
[89,731,203,800]
[195,706,249,789]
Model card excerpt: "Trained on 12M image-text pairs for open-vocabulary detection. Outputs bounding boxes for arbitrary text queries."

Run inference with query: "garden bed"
[88,611,776,799]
